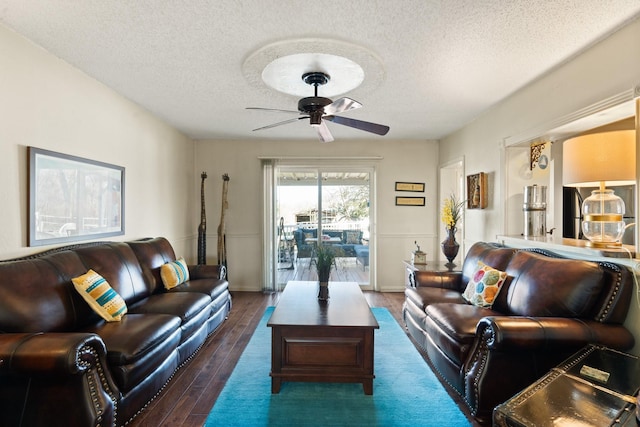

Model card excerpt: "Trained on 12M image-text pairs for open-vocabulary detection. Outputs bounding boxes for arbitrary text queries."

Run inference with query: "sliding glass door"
[265,164,373,291]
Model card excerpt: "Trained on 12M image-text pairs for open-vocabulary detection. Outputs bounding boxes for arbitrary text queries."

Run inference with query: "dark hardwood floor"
[127,291,479,426]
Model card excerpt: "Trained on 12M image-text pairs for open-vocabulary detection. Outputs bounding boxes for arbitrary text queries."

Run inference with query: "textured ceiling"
[1,1,639,142]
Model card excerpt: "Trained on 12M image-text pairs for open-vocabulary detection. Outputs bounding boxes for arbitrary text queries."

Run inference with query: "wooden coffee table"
[267,281,379,394]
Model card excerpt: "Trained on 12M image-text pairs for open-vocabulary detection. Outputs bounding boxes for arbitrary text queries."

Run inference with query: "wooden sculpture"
[217,173,230,268]
[197,172,207,265]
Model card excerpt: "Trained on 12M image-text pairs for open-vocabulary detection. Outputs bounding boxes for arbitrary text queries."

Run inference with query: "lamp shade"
[562,129,636,247]
[563,130,636,187]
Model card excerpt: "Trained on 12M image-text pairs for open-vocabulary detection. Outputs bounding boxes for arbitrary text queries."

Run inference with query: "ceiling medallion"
[242,38,385,98]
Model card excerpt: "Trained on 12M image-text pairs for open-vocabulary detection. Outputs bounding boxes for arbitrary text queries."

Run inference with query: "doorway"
[265,164,373,291]
[439,158,465,263]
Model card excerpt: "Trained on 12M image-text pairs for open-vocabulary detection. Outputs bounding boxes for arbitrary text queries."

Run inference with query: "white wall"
[0,24,197,259]
[195,139,439,291]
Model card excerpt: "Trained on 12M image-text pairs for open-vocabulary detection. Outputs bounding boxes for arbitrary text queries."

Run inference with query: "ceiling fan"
[247,72,390,143]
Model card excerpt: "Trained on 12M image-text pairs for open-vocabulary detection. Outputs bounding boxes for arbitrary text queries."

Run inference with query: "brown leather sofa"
[0,237,231,427]
[403,242,635,423]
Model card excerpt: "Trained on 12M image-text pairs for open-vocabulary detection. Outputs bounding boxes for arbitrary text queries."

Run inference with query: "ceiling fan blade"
[323,97,362,115]
[246,107,299,114]
[315,121,334,143]
[252,116,308,131]
[325,115,390,136]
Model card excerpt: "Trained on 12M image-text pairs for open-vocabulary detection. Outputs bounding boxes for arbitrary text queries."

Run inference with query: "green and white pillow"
[72,269,127,322]
[160,257,190,290]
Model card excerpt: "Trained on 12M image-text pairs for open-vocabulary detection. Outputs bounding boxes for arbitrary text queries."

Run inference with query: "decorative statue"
[197,172,207,265]
[412,240,427,265]
[217,174,230,268]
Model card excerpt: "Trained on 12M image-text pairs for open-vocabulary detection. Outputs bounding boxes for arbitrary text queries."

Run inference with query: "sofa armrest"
[462,316,634,420]
[0,332,118,427]
[0,332,112,376]
[413,270,463,291]
[189,264,226,280]
[476,316,635,351]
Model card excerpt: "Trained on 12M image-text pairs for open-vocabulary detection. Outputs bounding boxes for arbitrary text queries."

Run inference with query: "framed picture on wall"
[395,181,425,192]
[395,196,425,206]
[28,147,125,246]
[466,172,487,209]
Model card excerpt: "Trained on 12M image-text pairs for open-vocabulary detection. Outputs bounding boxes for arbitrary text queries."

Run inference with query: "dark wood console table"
[403,260,461,288]
[267,281,379,394]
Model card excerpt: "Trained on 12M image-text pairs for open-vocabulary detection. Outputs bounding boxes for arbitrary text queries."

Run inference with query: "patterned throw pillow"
[462,261,508,308]
[72,269,127,322]
[160,257,190,290]
[345,230,361,244]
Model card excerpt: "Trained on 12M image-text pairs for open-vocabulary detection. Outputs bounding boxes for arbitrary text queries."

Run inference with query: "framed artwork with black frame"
[395,196,425,206]
[395,182,425,192]
[28,147,125,246]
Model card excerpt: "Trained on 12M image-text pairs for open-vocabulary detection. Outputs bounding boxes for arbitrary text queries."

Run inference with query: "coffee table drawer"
[284,336,363,367]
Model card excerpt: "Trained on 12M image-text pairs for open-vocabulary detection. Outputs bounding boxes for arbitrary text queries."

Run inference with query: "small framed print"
[395,182,425,192]
[396,196,425,206]
[467,172,487,209]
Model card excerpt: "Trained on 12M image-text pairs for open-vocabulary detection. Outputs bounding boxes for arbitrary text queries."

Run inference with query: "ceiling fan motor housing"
[298,96,333,114]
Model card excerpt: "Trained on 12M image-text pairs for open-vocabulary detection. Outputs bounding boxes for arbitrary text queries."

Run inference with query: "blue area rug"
[205,307,469,426]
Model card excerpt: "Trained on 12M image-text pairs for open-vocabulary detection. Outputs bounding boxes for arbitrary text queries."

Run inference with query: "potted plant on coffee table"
[315,244,336,301]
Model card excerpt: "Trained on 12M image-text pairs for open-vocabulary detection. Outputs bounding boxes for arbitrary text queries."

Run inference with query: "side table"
[494,344,640,427]
[402,260,460,288]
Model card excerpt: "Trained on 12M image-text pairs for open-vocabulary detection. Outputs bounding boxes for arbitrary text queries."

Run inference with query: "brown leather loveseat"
[0,237,231,427]
[403,242,635,423]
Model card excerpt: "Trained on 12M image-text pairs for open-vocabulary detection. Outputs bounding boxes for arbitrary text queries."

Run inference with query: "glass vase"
[318,281,329,301]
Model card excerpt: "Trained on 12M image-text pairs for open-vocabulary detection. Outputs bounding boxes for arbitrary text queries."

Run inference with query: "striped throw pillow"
[72,269,127,322]
[160,257,190,290]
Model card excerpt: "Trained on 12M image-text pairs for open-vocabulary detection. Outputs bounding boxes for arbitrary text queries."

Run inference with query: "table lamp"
[563,130,636,247]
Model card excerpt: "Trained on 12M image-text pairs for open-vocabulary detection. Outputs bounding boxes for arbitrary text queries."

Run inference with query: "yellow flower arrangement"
[441,194,464,230]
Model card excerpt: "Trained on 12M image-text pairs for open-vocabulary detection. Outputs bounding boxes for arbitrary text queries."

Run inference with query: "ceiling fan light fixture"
[309,111,323,127]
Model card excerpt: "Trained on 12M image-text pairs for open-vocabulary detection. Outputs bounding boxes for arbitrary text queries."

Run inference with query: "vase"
[441,227,460,265]
[318,281,329,301]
